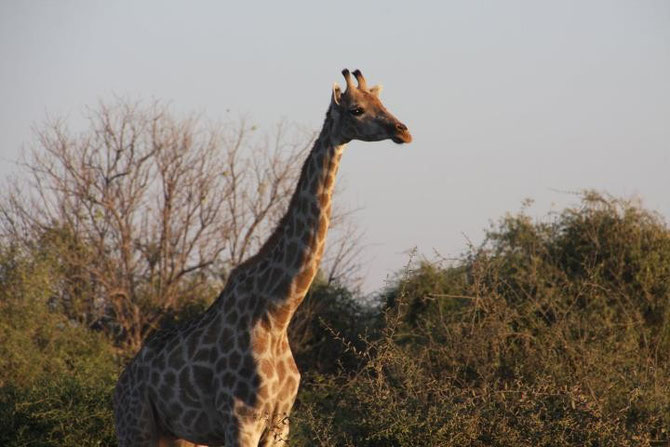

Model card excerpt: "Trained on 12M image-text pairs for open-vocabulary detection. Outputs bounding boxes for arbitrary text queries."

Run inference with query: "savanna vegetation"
[1,101,668,446]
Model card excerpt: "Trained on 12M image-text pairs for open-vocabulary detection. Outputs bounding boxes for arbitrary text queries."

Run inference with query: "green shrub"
[0,245,119,446]
[293,193,670,446]
[0,376,117,446]
[290,275,375,375]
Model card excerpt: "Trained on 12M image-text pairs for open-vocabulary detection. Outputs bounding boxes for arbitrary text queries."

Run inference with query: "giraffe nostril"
[396,122,408,132]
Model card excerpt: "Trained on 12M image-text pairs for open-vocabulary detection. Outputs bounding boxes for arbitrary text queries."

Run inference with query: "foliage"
[292,193,670,446]
[1,192,669,446]
[290,274,375,375]
[0,377,117,447]
[0,245,118,445]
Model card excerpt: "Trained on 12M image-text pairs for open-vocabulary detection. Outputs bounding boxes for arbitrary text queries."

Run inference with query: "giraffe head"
[329,68,412,145]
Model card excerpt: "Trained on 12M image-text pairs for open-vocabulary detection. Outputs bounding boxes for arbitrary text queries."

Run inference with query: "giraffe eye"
[349,107,365,116]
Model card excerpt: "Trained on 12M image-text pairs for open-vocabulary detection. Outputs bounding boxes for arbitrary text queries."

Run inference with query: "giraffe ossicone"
[113,69,411,447]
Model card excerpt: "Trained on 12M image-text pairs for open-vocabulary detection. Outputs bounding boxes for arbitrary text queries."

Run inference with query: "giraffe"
[113,68,412,447]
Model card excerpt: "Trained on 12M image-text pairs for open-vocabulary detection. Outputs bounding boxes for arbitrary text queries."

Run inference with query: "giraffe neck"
[277,118,344,298]
[218,109,344,329]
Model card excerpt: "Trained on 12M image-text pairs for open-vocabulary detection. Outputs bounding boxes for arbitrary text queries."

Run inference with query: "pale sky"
[1,1,669,293]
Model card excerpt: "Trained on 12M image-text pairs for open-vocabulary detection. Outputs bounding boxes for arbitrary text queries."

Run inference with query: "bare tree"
[0,99,362,350]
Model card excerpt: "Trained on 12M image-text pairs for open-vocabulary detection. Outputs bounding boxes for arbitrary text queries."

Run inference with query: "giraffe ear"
[369,84,383,97]
[332,83,342,105]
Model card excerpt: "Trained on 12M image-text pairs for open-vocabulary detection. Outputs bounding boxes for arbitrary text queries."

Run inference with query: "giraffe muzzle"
[391,122,412,144]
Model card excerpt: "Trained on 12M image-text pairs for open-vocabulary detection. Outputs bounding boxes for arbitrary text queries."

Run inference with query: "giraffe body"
[114,69,411,446]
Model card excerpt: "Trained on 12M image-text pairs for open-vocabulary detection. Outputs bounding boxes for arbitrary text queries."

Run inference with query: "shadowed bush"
[290,275,375,375]
[292,193,670,446]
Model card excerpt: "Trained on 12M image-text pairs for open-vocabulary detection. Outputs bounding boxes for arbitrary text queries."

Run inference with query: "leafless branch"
[0,100,363,350]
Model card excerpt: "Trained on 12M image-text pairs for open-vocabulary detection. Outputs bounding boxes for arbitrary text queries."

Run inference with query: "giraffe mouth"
[392,131,412,144]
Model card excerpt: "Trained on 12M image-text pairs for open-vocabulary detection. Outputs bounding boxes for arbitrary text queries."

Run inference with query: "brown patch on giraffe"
[258,384,269,400]
[276,359,286,383]
[182,409,198,427]
[277,378,292,401]
[236,333,250,352]
[208,346,218,363]
[285,241,299,267]
[158,383,174,400]
[318,192,329,208]
[219,327,234,350]
[154,352,166,369]
[194,412,210,433]
[193,347,211,363]
[164,370,176,386]
[259,313,273,331]
[147,386,158,403]
[202,322,219,345]
[168,401,181,417]
[229,351,241,370]
[243,274,254,291]
[193,365,213,389]
[168,345,184,370]
[215,355,228,371]
[238,313,250,330]
[252,333,269,353]
[285,376,297,395]
[187,332,201,358]
[260,359,274,378]
[271,303,292,327]
[226,309,239,326]
[221,372,235,389]
[177,389,200,408]
[178,368,195,395]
